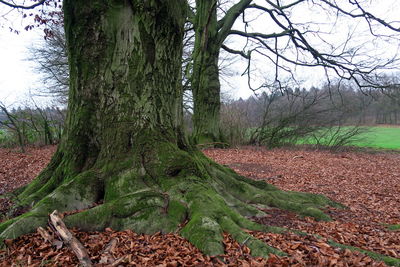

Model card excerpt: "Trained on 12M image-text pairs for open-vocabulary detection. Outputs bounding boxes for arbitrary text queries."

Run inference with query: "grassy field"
[1,126,399,150]
[352,126,400,150]
[300,126,400,150]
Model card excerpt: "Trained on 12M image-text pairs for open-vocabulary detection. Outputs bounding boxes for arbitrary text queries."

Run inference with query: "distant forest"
[221,82,400,128]
[1,80,399,150]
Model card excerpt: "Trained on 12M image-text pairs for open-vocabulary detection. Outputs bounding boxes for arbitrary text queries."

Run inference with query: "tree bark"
[191,0,222,144]
[0,0,340,258]
[190,0,252,145]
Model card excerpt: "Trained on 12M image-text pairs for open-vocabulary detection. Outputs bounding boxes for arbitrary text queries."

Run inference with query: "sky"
[0,4,54,107]
[0,27,42,106]
[222,0,400,96]
[0,1,400,107]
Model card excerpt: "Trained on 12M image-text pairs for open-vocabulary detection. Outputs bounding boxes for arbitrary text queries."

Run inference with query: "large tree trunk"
[191,0,223,144]
[0,0,340,257]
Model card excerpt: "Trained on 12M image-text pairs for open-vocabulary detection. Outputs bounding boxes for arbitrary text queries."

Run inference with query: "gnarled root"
[0,148,341,257]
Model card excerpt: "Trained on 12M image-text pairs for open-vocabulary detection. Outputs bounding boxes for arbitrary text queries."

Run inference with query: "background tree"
[218,82,370,149]
[29,23,69,105]
[0,0,340,258]
[187,0,400,145]
[0,102,26,152]
[0,102,65,148]
[188,0,251,144]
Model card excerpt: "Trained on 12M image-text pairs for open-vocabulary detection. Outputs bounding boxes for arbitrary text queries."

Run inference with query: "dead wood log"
[37,227,53,243]
[49,210,93,267]
[37,226,63,249]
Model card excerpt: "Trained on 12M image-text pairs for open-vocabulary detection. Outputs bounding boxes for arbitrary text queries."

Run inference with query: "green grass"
[300,126,400,150]
[351,127,400,150]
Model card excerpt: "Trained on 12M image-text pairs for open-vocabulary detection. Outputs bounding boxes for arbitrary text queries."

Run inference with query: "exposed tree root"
[0,147,342,257]
[387,224,400,231]
[328,240,400,267]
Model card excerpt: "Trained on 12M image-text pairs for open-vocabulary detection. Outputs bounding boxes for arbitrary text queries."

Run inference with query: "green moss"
[0,212,47,245]
[387,224,400,231]
[219,216,285,257]
[209,163,338,221]
[99,156,135,175]
[17,155,61,203]
[1,134,343,259]
[212,187,266,218]
[65,190,183,235]
[33,171,101,213]
[196,134,214,146]
[0,170,102,246]
[104,170,146,201]
[166,199,187,228]
[64,204,112,231]
[329,240,400,267]
[181,215,224,256]
[0,218,18,236]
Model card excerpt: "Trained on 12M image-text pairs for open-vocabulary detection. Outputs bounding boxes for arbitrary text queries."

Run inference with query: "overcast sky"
[0,28,41,106]
[1,1,400,107]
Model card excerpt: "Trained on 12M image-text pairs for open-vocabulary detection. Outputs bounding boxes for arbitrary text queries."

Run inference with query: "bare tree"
[187,0,400,144]
[29,24,69,105]
[0,102,26,152]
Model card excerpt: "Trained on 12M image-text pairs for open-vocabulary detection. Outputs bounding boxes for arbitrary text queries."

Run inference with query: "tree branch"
[0,0,46,9]
[319,0,400,33]
[217,0,252,44]
[264,0,306,10]
[221,44,250,59]
[229,29,293,39]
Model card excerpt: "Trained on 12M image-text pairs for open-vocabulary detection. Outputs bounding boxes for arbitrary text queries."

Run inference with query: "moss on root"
[387,224,400,231]
[328,240,400,267]
[1,148,341,258]
[0,170,102,242]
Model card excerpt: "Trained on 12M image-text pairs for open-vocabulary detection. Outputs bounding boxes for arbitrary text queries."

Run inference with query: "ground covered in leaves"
[0,145,399,266]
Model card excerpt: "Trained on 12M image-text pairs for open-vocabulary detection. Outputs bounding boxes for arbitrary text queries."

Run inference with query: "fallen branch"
[99,238,118,265]
[49,210,93,267]
[37,226,63,249]
[37,227,53,243]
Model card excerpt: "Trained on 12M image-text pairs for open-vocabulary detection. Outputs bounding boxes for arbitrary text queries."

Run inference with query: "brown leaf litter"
[0,145,399,266]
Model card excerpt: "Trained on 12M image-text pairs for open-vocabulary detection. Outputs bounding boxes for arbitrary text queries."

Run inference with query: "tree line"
[218,79,400,148]
[2,76,398,151]
[0,104,65,151]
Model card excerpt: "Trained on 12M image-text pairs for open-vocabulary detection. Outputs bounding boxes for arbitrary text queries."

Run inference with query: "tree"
[188,0,400,145]
[0,102,26,152]
[29,24,69,105]
[189,0,251,143]
[0,0,339,257]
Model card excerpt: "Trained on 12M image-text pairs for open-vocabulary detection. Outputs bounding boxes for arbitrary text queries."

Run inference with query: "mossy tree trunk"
[191,0,222,144]
[190,0,252,145]
[0,0,340,257]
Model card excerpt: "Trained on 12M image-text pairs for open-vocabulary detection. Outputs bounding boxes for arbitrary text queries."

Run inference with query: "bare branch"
[217,0,252,44]
[221,44,250,59]
[318,0,400,33]
[0,0,47,10]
